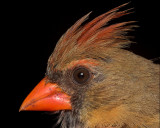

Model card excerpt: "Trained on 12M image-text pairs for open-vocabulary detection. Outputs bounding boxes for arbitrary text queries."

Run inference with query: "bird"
[19,3,159,128]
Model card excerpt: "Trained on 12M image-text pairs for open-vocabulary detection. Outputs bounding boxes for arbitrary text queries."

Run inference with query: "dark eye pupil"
[78,72,84,79]
[73,67,90,84]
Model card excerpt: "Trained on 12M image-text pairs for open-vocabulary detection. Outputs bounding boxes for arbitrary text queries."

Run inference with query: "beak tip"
[19,107,22,112]
[19,102,27,112]
[19,105,24,112]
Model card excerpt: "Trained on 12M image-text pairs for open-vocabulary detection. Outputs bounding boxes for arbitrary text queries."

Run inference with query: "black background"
[3,0,159,128]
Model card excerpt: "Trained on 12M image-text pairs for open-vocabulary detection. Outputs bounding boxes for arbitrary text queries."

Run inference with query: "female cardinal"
[19,3,159,128]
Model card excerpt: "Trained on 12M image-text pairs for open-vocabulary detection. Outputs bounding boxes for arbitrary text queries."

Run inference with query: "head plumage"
[48,2,137,69]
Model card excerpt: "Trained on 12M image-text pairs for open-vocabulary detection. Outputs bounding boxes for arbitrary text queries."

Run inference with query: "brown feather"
[48,2,136,70]
[46,3,160,128]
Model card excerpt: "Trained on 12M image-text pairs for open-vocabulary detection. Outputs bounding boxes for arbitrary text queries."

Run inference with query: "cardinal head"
[19,3,159,128]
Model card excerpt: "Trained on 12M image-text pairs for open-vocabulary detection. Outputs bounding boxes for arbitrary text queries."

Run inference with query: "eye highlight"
[72,67,91,85]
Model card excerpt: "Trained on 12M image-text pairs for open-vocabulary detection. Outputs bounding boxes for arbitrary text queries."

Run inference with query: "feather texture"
[48,3,136,70]
[45,3,159,128]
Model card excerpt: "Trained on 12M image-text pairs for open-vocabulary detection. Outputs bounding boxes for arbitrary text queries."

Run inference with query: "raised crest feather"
[49,2,137,69]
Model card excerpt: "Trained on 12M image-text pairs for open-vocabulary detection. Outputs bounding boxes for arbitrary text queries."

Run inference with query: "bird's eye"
[72,67,91,85]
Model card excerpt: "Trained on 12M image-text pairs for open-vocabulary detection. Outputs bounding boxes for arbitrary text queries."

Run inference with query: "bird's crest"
[49,3,137,70]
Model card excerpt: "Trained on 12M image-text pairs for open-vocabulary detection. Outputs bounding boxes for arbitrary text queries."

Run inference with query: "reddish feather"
[59,2,132,46]
[77,3,130,40]
[77,4,133,44]
[92,21,136,43]
[62,12,91,43]
[49,2,136,69]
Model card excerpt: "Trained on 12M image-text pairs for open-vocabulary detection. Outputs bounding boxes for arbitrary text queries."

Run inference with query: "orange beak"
[19,77,72,111]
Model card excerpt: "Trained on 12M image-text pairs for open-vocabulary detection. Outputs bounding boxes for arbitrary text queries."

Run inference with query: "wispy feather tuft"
[48,2,137,70]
